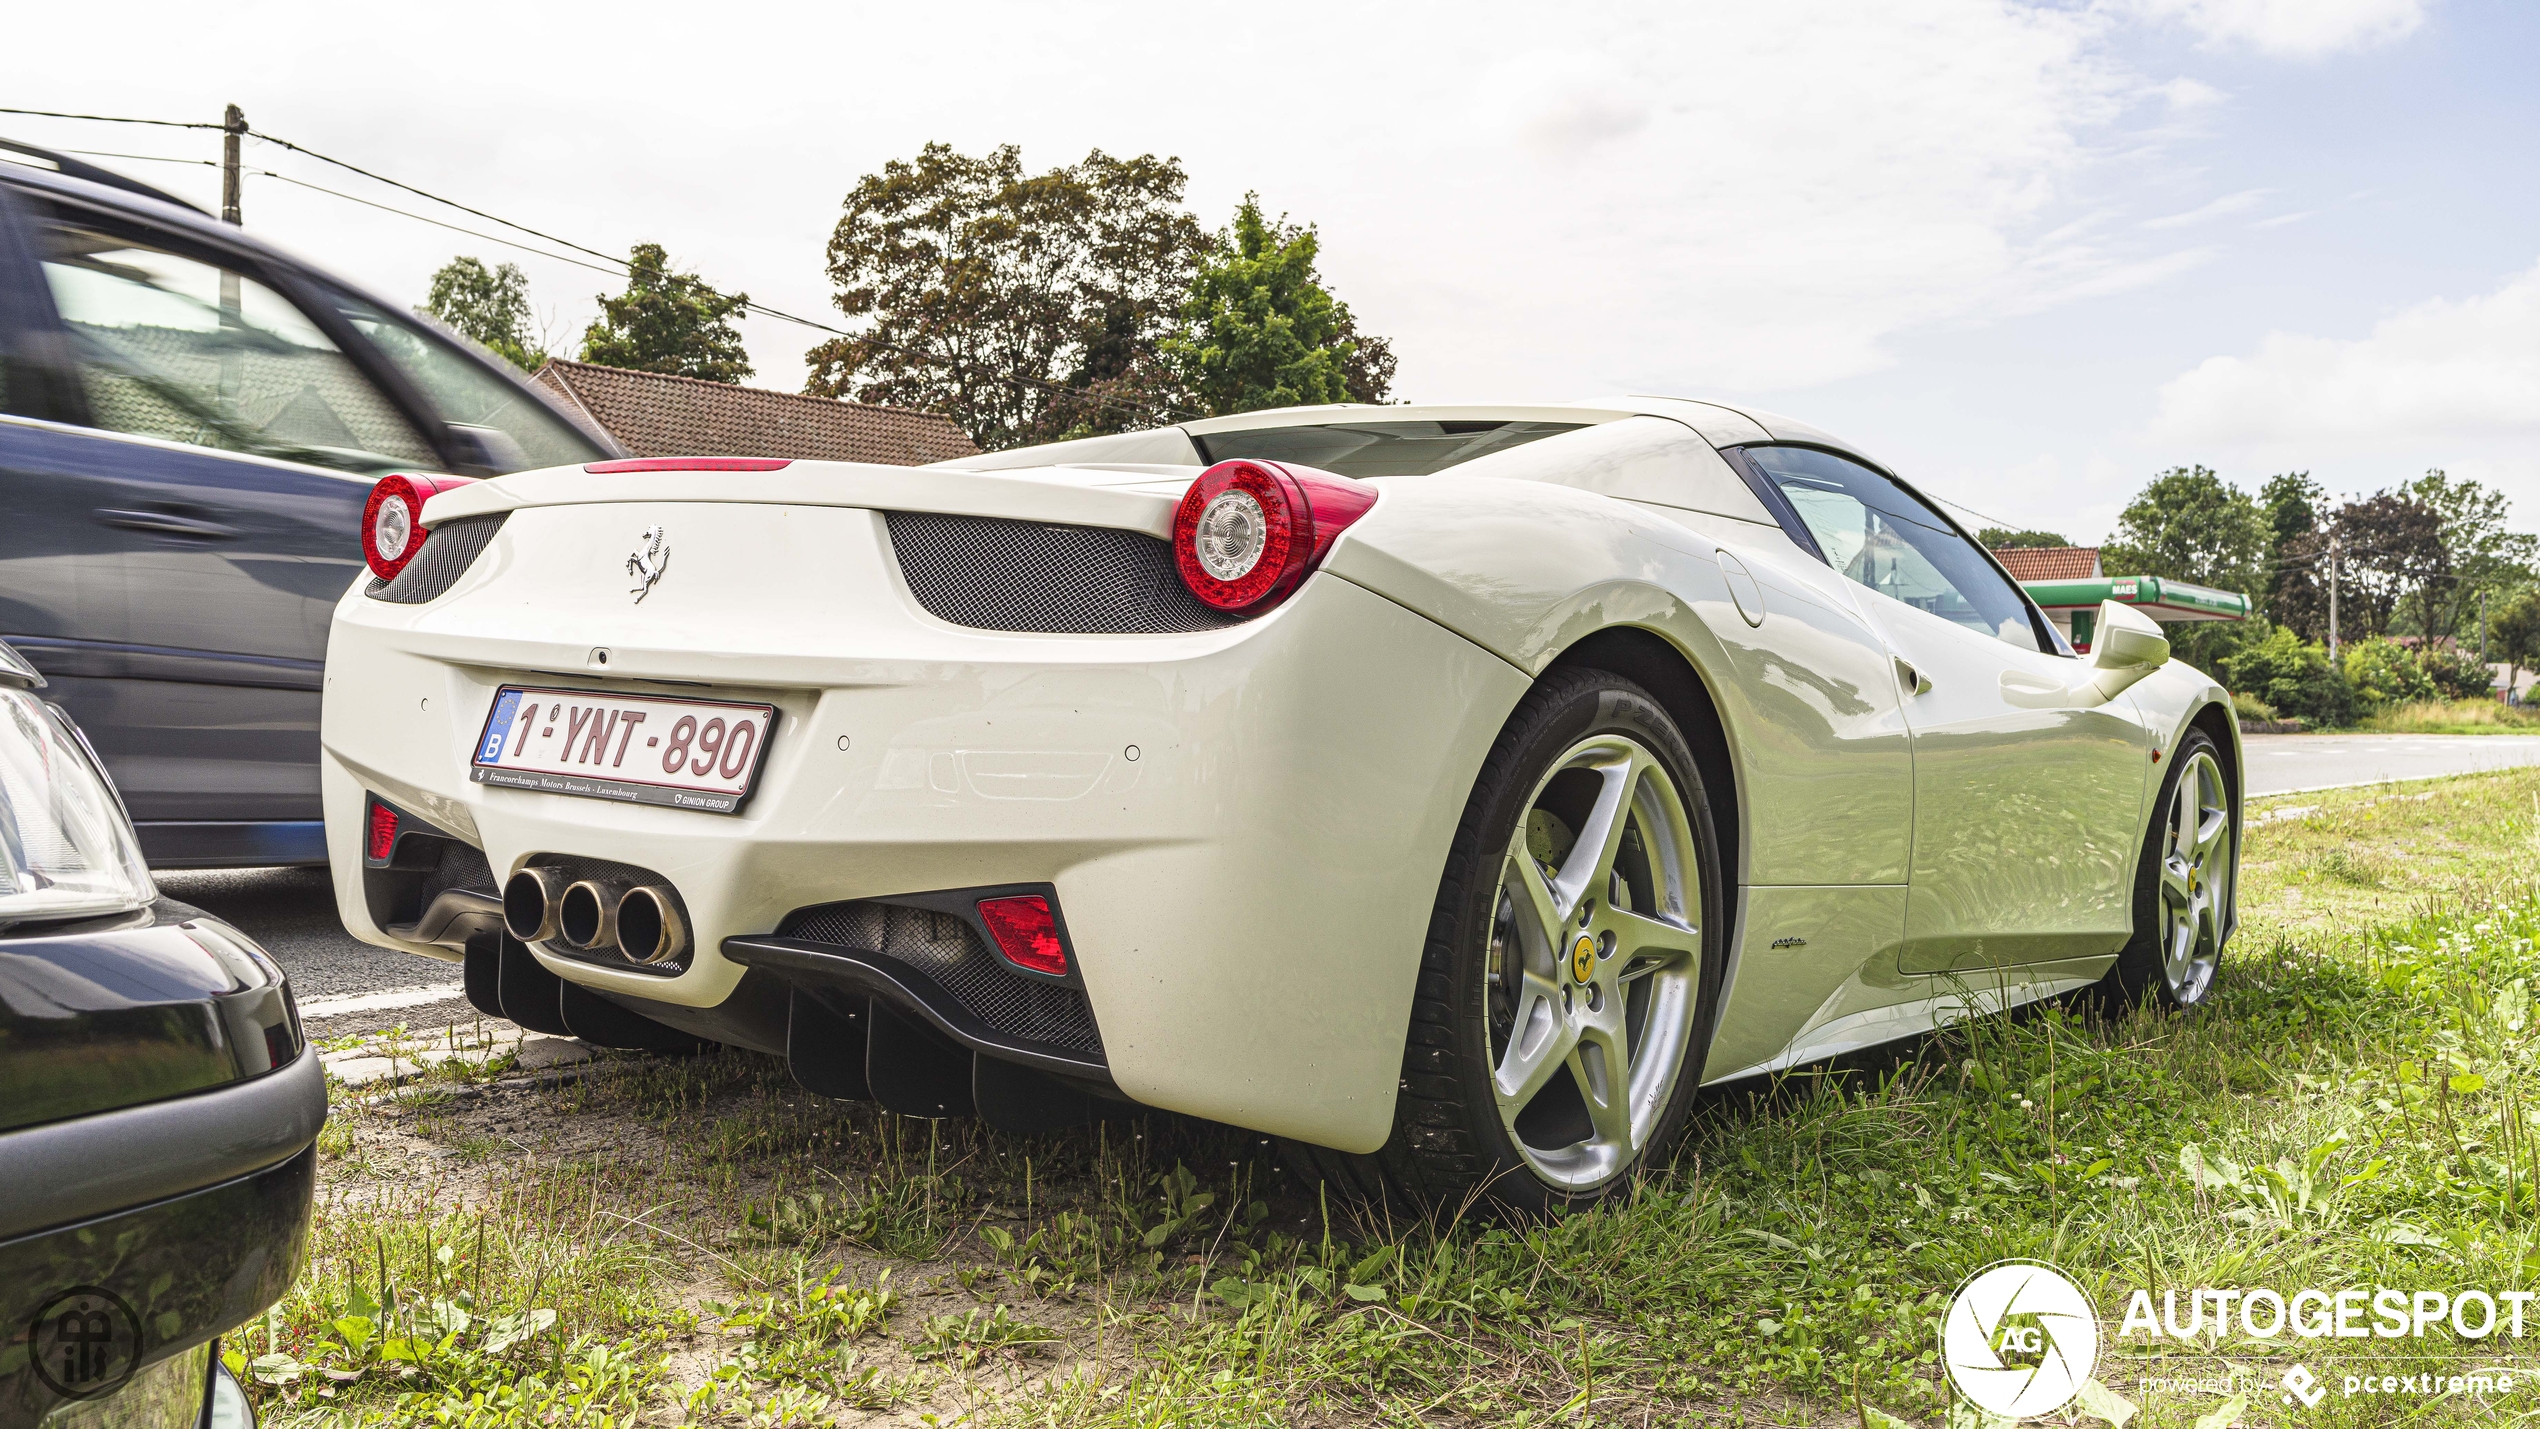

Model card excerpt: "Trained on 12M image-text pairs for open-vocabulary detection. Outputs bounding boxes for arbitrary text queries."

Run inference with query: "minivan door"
[1,202,436,860]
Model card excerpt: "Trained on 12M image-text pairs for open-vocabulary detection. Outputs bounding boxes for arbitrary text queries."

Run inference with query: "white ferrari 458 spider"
[323,398,2240,1211]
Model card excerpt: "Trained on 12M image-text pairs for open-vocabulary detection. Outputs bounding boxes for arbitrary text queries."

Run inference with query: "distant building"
[1990,545,2104,583]
[1991,544,2247,651]
[532,359,977,467]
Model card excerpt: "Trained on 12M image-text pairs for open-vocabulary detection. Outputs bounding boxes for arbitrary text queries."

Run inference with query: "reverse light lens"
[362,473,474,582]
[977,895,1068,977]
[365,797,399,862]
[1171,459,1377,613]
[1195,488,1270,581]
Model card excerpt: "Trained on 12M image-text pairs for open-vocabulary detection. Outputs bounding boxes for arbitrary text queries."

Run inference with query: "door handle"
[1895,657,1931,696]
[94,508,237,540]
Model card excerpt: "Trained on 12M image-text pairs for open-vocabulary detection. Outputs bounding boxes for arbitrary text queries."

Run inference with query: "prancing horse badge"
[627,525,669,603]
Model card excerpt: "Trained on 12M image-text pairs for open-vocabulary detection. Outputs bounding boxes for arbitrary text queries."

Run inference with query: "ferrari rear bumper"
[322,505,1528,1150]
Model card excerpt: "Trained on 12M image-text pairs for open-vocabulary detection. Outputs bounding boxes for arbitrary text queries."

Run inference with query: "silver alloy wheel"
[1483,732,1703,1191]
[2157,748,2232,1004]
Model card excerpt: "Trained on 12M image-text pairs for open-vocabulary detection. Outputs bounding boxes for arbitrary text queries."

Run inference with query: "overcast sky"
[8,0,2533,542]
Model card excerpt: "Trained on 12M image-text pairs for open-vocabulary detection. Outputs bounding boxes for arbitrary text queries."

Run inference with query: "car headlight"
[0,684,156,931]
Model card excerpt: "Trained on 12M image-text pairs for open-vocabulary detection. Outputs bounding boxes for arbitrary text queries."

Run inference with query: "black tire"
[2096,726,2233,1012]
[1283,668,1727,1217]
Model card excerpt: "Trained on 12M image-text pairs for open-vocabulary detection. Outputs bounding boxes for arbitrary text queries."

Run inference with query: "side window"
[33,214,436,474]
[1741,445,2044,651]
[323,289,603,472]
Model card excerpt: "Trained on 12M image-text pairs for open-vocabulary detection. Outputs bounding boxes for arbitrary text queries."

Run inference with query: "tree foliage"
[2099,466,2270,669]
[802,148,1397,449]
[1169,196,1392,416]
[802,143,1207,450]
[421,256,543,371]
[1976,528,2071,549]
[581,244,752,383]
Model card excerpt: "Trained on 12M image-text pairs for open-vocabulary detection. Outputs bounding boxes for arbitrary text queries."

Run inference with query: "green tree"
[2100,466,2270,669]
[1169,196,1392,417]
[581,243,752,383]
[803,143,1207,450]
[1976,527,2071,548]
[2258,472,2323,633]
[421,256,543,371]
[2402,468,2536,641]
[2493,588,2540,701]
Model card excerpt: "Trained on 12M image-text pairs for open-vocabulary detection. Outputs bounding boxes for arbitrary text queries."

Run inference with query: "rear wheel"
[2098,728,2234,1011]
[1287,669,1725,1215]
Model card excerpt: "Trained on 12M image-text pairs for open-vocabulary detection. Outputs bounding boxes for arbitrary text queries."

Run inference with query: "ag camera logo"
[1943,1260,2100,1418]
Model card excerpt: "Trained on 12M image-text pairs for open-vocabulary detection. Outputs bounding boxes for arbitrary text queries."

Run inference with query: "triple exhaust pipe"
[503,867,689,965]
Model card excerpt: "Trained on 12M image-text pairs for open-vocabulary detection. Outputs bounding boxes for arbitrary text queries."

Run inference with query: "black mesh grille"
[419,841,497,905]
[885,511,1245,634]
[780,900,1103,1057]
[519,852,691,977]
[367,513,507,604]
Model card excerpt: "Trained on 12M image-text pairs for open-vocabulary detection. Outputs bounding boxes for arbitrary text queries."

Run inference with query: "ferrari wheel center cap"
[1571,933,1597,984]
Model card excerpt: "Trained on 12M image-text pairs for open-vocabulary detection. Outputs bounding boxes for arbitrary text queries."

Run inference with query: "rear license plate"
[470,686,776,813]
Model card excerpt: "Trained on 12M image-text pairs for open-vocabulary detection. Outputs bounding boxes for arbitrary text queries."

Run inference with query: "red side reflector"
[977,896,1068,977]
[365,799,399,862]
[584,457,793,473]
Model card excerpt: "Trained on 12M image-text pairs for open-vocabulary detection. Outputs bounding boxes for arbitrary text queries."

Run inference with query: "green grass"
[2355,699,2540,734]
[250,767,2540,1426]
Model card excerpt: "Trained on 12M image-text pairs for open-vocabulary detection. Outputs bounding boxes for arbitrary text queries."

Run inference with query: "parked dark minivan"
[0,141,615,869]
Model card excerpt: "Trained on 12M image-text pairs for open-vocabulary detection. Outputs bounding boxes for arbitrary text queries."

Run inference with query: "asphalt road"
[175,733,2540,1014]
[2239,733,2540,796]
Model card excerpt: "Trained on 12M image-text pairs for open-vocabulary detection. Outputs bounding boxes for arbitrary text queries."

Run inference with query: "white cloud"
[2151,260,2540,449]
[2140,188,2271,229]
[0,0,2215,401]
[2126,0,2429,58]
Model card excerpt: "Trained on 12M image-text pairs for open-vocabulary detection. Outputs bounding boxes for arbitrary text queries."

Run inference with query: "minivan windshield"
[1193,420,1581,478]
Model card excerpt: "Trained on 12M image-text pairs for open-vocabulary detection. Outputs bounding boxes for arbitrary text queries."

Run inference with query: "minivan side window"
[1741,445,2044,651]
[34,216,436,473]
[323,288,603,472]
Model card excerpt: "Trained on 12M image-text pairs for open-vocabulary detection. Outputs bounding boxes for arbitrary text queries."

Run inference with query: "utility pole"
[220,104,245,225]
[2327,535,2341,660]
[2481,588,2491,666]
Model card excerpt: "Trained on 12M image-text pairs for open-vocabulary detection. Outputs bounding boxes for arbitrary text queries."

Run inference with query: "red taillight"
[362,473,473,582]
[584,457,793,473]
[977,895,1068,977]
[365,797,399,862]
[1171,460,1377,613]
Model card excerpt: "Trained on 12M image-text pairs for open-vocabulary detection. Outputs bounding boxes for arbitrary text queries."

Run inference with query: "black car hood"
[0,901,304,1135]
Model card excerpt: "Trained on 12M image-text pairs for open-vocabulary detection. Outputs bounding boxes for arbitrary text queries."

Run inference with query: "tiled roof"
[1992,546,2103,582]
[532,359,977,467]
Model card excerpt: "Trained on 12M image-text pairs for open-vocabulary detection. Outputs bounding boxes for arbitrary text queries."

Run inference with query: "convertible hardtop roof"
[935,396,1865,473]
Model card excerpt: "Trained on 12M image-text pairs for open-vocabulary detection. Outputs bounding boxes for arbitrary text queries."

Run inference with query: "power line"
[19,109,1209,425]
[0,106,221,131]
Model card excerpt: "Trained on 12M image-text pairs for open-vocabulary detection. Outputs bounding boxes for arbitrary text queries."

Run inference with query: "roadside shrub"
[2222,626,2352,725]
[2421,643,2497,699]
[2342,637,2439,711]
[2229,690,2279,723]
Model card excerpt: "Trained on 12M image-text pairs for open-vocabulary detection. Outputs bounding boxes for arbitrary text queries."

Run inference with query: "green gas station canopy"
[2020,575,2251,623]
